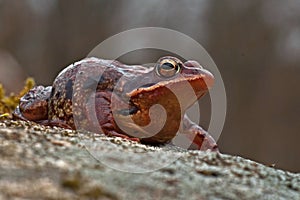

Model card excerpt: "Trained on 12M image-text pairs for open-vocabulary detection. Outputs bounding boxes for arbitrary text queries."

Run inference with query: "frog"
[13,56,218,151]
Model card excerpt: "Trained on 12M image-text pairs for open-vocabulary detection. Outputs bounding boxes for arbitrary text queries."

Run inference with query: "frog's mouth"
[115,105,139,116]
[139,83,156,88]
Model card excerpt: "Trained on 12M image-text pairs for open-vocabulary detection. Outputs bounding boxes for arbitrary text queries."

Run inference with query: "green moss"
[0,78,35,117]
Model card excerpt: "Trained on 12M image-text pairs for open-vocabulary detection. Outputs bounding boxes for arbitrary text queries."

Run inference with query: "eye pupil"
[161,63,176,70]
[156,61,181,78]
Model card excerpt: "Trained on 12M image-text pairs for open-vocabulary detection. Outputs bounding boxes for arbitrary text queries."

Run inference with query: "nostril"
[184,60,203,69]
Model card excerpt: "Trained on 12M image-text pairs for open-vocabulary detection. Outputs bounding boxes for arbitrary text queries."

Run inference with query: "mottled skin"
[13,56,218,151]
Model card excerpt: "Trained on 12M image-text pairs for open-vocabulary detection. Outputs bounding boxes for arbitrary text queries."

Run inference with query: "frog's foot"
[180,116,219,151]
[184,128,219,151]
[13,106,73,130]
[37,119,74,130]
[100,122,140,142]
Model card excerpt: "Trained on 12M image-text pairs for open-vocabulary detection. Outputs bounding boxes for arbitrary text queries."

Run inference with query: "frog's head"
[114,56,214,143]
[125,56,214,111]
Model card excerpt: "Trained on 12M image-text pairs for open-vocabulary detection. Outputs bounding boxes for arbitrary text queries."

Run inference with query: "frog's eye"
[156,61,181,78]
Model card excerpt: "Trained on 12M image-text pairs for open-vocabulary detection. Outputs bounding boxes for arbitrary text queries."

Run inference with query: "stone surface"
[0,120,299,200]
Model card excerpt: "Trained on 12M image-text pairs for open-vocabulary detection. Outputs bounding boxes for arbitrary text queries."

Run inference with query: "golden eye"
[156,60,181,78]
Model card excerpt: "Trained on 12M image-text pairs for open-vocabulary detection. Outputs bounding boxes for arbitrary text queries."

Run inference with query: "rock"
[0,120,299,200]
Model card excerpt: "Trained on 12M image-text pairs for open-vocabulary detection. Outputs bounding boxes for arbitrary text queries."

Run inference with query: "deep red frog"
[13,56,218,151]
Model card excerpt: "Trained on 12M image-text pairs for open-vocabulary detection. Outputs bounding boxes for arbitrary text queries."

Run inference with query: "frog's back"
[48,57,124,129]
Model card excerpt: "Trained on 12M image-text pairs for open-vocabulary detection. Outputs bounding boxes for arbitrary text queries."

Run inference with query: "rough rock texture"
[0,120,299,200]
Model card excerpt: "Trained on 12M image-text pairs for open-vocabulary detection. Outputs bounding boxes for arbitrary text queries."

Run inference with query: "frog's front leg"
[86,91,140,142]
[179,115,219,151]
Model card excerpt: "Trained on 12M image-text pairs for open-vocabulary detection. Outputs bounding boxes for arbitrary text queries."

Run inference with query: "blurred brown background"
[0,0,299,172]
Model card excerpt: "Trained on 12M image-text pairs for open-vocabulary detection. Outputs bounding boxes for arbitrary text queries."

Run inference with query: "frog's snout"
[202,70,215,89]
